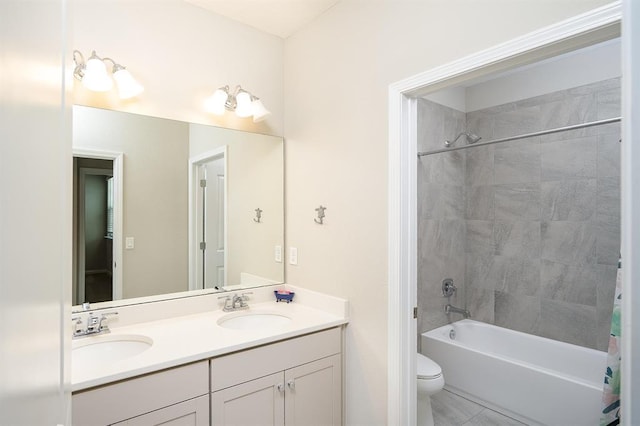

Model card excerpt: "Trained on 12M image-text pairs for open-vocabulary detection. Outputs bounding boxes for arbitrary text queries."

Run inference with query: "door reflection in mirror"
[195,153,226,290]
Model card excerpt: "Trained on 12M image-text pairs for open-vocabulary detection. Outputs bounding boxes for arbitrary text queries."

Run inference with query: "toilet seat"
[417,353,442,380]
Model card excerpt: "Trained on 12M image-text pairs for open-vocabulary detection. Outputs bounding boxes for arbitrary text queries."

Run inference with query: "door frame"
[387,3,622,425]
[73,148,124,302]
[188,146,228,291]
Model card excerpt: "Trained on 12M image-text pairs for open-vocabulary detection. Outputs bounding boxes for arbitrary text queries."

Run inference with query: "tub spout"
[445,304,470,319]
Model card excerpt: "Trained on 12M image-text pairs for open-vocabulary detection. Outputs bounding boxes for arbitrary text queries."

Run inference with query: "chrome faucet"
[72,311,118,338]
[218,292,253,312]
[444,304,471,319]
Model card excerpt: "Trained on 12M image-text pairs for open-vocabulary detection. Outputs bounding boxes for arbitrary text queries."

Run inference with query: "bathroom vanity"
[71,286,347,426]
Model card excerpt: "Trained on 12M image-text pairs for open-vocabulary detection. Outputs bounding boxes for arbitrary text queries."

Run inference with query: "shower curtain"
[600,257,622,426]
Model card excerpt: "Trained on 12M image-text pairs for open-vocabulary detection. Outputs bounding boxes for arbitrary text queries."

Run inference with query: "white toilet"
[417,353,445,426]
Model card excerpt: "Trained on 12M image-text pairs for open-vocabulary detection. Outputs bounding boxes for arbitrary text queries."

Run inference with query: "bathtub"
[421,320,607,426]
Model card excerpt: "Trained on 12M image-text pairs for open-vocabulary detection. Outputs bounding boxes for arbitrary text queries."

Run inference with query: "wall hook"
[314,205,327,224]
[254,208,263,223]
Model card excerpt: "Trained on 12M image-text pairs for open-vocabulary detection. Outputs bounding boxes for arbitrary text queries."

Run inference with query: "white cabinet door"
[211,372,285,426]
[284,355,342,426]
[114,395,209,426]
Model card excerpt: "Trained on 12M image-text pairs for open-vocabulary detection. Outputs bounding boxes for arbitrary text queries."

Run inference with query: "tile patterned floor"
[431,390,528,426]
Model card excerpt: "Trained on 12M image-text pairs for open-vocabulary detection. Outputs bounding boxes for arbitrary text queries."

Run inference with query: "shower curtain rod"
[417,116,621,157]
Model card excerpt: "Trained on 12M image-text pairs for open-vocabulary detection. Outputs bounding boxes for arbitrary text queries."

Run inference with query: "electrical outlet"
[125,237,135,249]
[289,247,298,265]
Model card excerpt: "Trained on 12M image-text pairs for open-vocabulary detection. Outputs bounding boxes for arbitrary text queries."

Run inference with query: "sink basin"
[73,334,153,366]
[217,311,292,330]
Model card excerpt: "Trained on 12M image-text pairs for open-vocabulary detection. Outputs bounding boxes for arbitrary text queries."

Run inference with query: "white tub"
[421,319,607,426]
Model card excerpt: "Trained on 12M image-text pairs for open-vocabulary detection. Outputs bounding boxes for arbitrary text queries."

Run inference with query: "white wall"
[283,1,611,424]
[72,0,284,137]
[0,1,71,424]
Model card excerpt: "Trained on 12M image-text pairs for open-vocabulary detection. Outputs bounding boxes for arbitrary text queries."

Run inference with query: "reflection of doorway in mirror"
[74,159,114,305]
[193,149,227,290]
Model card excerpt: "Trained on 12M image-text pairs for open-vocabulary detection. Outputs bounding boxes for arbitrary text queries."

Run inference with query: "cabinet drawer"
[211,327,341,391]
[73,361,208,426]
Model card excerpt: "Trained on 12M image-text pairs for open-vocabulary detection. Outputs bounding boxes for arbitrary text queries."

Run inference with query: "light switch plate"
[125,237,135,249]
[289,247,298,265]
[275,245,282,263]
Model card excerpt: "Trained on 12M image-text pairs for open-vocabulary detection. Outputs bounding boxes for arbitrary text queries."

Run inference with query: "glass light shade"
[113,68,144,99]
[251,99,271,123]
[204,88,229,115]
[234,91,253,118]
[82,57,113,92]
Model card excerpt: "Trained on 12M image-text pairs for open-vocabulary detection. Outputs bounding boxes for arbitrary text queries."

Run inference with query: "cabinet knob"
[277,383,285,393]
[287,379,295,390]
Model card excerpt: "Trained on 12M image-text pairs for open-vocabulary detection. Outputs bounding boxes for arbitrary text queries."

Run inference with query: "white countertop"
[72,298,348,392]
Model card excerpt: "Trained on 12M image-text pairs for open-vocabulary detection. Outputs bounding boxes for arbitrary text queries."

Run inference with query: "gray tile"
[465,253,496,291]
[495,183,541,221]
[596,176,620,266]
[432,390,484,426]
[540,179,596,221]
[418,220,466,279]
[596,265,619,312]
[596,221,620,266]
[417,99,445,152]
[421,184,465,220]
[491,255,541,297]
[466,220,493,254]
[540,221,596,266]
[597,132,621,179]
[539,93,597,130]
[596,304,614,352]
[494,221,540,260]
[493,105,540,139]
[540,259,598,306]
[463,408,527,426]
[465,287,494,323]
[597,87,621,120]
[466,110,495,142]
[494,291,541,335]
[466,253,540,296]
[465,145,494,186]
[465,185,494,220]
[540,136,597,181]
[539,298,597,348]
[494,140,540,184]
[444,109,467,148]
[419,150,466,185]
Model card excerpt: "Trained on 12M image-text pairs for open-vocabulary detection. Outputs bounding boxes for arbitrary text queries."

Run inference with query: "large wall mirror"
[72,105,284,312]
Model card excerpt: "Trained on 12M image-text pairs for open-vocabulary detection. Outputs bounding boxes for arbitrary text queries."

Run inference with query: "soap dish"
[274,290,295,303]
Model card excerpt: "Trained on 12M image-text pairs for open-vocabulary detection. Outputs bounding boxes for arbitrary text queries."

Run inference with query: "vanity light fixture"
[204,85,271,123]
[73,50,144,99]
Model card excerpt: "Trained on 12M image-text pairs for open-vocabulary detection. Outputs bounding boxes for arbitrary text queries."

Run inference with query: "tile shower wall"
[417,78,620,351]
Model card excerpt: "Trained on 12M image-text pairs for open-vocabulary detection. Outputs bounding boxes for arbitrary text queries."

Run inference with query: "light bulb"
[251,99,271,123]
[82,52,112,92]
[113,67,144,99]
[234,91,253,118]
[204,88,229,115]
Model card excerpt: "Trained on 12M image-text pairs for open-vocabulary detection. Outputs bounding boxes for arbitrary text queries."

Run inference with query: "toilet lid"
[417,353,442,380]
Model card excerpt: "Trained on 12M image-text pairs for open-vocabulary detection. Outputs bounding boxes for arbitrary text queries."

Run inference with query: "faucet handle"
[98,311,118,331]
[71,316,84,336]
[240,292,253,300]
[218,295,232,311]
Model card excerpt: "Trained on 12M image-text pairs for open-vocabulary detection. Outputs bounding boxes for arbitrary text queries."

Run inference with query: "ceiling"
[183,0,341,39]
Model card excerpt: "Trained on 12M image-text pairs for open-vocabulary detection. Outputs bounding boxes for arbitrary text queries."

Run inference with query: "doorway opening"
[387,4,621,425]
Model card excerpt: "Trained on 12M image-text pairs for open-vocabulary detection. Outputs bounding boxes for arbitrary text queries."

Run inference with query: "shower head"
[444,132,482,147]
